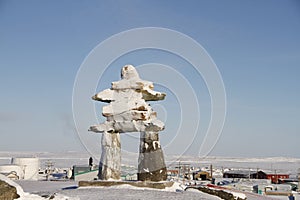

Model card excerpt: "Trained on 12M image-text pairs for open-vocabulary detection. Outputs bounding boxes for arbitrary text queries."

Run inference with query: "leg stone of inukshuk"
[98,131,121,180]
[138,132,167,181]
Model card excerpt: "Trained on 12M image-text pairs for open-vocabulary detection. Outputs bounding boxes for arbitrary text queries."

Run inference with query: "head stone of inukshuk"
[89,65,167,181]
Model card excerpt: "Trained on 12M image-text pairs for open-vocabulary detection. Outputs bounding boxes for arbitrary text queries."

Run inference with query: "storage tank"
[0,164,24,179]
[11,157,39,180]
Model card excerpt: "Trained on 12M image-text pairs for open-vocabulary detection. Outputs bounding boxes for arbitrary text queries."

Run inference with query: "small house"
[266,174,289,184]
[72,165,98,181]
[223,170,267,179]
[193,171,211,180]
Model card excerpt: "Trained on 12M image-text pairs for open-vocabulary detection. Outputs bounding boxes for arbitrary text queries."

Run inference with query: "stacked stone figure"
[89,65,167,181]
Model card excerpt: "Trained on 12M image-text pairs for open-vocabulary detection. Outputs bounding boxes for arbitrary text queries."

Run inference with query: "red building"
[266,174,289,183]
[167,169,179,177]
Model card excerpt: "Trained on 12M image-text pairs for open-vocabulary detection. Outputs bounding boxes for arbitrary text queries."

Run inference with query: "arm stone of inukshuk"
[89,119,164,133]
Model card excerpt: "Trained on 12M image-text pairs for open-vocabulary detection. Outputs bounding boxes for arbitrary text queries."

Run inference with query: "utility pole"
[182,163,185,185]
[179,160,181,182]
[297,168,300,192]
[210,164,213,182]
[180,163,191,185]
[175,160,181,182]
[188,165,191,185]
[249,168,251,179]
[45,160,54,181]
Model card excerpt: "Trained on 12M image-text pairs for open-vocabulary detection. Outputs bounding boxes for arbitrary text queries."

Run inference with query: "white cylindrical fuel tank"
[0,164,24,179]
[11,157,39,180]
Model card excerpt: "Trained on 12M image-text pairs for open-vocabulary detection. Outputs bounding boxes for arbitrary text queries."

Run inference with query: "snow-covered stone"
[0,174,70,200]
[138,132,167,181]
[90,119,164,133]
[98,132,121,180]
[89,65,167,181]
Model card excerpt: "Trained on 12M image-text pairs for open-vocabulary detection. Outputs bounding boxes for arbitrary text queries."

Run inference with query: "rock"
[102,98,150,117]
[98,132,121,180]
[140,88,166,101]
[196,187,247,200]
[0,180,20,200]
[92,89,114,103]
[106,110,156,122]
[90,119,164,133]
[138,132,167,181]
[90,65,167,181]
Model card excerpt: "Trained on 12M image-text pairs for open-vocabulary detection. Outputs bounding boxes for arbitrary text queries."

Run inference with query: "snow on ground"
[18,179,300,200]
[0,174,75,200]
[61,186,221,200]
[16,180,221,200]
[226,190,247,199]
[59,185,300,200]
[16,180,78,194]
[2,152,300,200]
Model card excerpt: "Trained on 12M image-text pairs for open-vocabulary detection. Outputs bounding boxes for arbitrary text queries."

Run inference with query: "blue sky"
[0,0,299,157]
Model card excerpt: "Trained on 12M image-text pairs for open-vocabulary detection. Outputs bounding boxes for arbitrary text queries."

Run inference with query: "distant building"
[266,174,289,184]
[0,157,39,180]
[167,169,179,176]
[0,165,23,180]
[167,169,179,180]
[11,157,39,180]
[121,173,137,181]
[72,165,98,181]
[223,170,267,179]
[193,171,211,180]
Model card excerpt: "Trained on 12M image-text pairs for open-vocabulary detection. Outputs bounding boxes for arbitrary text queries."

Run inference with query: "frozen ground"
[16,180,221,200]
[165,155,300,177]
[60,187,222,200]
[15,180,300,200]
[1,151,299,176]
[1,151,300,199]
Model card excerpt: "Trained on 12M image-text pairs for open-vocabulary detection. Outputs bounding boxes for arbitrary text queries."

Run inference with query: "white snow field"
[1,151,300,199]
[1,151,299,175]
[15,180,221,200]
[15,180,300,200]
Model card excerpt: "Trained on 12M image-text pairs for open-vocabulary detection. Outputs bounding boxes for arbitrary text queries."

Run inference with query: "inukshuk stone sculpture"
[89,65,167,181]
